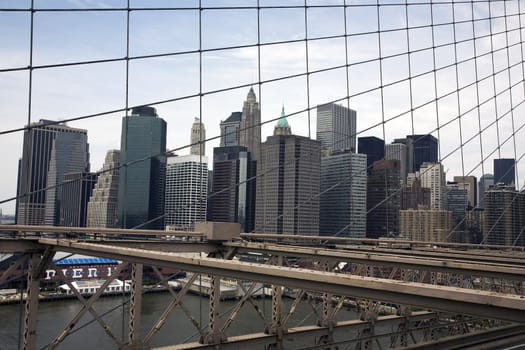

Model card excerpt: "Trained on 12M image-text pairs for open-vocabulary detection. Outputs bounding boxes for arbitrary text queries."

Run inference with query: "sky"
[1,0,525,215]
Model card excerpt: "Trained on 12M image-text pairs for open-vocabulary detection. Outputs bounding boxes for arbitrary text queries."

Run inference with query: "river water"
[0,292,362,350]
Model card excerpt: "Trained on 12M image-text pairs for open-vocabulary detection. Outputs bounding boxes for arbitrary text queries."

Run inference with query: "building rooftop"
[54,257,119,265]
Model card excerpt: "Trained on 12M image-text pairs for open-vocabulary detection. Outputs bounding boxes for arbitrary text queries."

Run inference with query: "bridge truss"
[1,225,524,349]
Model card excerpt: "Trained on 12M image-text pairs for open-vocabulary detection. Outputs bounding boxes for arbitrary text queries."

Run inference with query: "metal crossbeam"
[152,311,437,350]
[37,239,525,324]
[0,225,203,238]
[225,241,525,281]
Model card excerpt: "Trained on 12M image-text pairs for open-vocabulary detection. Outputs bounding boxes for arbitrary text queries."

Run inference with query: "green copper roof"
[276,105,290,128]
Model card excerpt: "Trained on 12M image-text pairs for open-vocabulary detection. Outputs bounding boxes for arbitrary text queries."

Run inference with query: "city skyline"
[4,96,522,217]
[1,1,524,215]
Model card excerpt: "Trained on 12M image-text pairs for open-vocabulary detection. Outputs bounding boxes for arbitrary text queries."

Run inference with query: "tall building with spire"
[87,150,120,228]
[17,120,90,225]
[118,106,167,229]
[255,107,321,234]
[190,117,206,157]
[239,88,261,160]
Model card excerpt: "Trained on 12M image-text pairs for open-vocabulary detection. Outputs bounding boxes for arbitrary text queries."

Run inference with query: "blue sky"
[1,0,524,214]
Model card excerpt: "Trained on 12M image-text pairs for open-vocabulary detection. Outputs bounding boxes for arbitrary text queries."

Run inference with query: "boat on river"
[57,279,131,296]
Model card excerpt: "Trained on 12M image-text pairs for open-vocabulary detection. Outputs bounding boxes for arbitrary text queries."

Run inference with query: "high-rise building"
[239,88,261,160]
[419,162,447,210]
[118,106,167,229]
[401,177,430,209]
[478,173,494,208]
[255,113,321,235]
[87,150,120,228]
[17,120,90,225]
[316,103,357,153]
[446,181,469,225]
[190,117,206,156]
[483,184,525,246]
[164,155,208,230]
[399,208,454,242]
[358,136,385,175]
[396,134,438,173]
[320,151,367,238]
[385,142,408,183]
[220,112,242,147]
[453,175,477,208]
[494,158,515,187]
[210,146,256,232]
[366,160,401,238]
[60,172,98,227]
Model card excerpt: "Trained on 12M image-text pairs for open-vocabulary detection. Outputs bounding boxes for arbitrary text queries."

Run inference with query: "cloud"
[1,2,524,215]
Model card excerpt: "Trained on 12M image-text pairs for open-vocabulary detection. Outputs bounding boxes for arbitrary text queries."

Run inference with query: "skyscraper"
[419,162,447,210]
[316,103,357,153]
[358,136,385,175]
[366,160,401,238]
[401,177,430,210]
[60,172,98,227]
[210,146,256,232]
[220,112,242,147]
[164,155,208,230]
[320,151,367,237]
[17,120,90,225]
[483,184,525,246]
[255,112,321,235]
[478,173,494,208]
[239,88,261,160]
[446,181,469,226]
[399,208,454,242]
[494,158,515,187]
[118,106,167,229]
[453,175,477,208]
[396,134,438,173]
[87,150,120,228]
[385,142,408,182]
[190,117,206,156]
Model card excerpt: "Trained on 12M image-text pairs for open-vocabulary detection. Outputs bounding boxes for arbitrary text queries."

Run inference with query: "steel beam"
[0,224,204,238]
[94,241,218,253]
[0,254,29,287]
[23,253,41,350]
[152,312,436,350]
[37,239,525,324]
[51,264,122,348]
[0,239,43,253]
[128,263,144,347]
[401,324,525,349]
[225,241,525,280]
[49,264,124,349]
[239,233,525,252]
